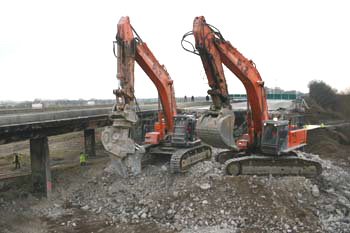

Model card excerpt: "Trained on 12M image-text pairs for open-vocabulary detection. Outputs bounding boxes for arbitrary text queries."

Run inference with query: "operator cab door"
[261,120,289,155]
[171,115,194,144]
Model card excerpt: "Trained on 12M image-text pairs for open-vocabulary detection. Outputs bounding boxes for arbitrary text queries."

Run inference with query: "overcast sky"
[1,0,349,101]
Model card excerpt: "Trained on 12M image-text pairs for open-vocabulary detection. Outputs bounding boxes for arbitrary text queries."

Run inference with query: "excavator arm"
[182,17,236,150]
[192,18,231,110]
[114,16,136,110]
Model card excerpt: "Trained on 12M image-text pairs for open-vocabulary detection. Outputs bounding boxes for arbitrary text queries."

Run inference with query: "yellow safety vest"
[80,154,86,163]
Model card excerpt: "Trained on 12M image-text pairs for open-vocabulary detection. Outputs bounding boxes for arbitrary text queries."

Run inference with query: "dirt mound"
[303,96,344,124]
[307,81,350,121]
[305,125,350,167]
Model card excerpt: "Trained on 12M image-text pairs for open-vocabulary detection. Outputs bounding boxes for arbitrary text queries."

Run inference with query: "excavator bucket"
[196,108,237,150]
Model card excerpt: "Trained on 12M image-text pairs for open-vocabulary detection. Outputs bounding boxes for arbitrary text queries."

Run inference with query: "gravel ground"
[0,150,349,233]
[1,126,350,233]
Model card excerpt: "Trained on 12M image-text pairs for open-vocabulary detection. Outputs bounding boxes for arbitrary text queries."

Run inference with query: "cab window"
[262,124,278,145]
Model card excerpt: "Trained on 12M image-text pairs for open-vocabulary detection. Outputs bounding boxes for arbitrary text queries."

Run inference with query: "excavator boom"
[135,42,177,134]
[216,39,269,144]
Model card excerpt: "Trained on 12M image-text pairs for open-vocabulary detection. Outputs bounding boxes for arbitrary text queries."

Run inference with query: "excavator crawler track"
[224,151,322,177]
[215,150,245,164]
[170,145,212,173]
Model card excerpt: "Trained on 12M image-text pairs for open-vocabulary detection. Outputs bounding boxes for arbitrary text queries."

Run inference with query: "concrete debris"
[161,165,168,172]
[81,204,89,210]
[199,183,211,190]
[312,184,320,197]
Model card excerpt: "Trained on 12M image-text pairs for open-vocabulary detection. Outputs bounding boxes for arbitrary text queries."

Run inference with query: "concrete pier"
[84,128,96,157]
[30,137,51,197]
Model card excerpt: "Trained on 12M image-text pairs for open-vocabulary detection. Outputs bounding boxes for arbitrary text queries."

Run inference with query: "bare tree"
[308,80,338,111]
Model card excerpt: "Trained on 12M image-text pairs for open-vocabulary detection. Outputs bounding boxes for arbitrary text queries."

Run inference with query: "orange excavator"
[102,16,211,176]
[182,16,322,176]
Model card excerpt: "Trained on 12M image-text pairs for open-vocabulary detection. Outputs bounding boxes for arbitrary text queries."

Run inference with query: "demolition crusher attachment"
[102,104,145,177]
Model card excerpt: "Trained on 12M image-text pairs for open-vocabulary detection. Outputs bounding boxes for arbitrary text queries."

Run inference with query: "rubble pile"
[1,129,350,232]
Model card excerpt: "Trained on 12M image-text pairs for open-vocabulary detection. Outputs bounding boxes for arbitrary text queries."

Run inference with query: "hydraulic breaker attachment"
[196,108,238,150]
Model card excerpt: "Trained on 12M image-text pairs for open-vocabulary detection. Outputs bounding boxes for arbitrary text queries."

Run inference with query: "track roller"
[170,145,212,173]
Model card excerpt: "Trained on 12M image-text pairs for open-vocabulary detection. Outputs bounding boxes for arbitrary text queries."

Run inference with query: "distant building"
[87,101,95,106]
[32,103,43,109]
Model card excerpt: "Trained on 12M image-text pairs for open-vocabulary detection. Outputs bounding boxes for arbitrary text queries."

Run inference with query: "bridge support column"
[30,137,51,197]
[84,128,96,157]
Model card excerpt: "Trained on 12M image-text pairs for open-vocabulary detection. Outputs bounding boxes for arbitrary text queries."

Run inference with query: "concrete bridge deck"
[0,102,211,144]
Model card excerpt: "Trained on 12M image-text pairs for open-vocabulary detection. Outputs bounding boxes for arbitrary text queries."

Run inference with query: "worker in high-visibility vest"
[320,123,325,128]
[80,152,87,166]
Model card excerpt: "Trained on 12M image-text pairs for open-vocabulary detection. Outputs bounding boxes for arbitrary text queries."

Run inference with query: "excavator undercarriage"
[102,113,212,177]
[144,143,212,173]
[145,114,212,173]
[223,151,322,177]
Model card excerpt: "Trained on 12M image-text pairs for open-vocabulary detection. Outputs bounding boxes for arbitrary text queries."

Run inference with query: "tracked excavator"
[102,16,211,177]
[181,16,322,177]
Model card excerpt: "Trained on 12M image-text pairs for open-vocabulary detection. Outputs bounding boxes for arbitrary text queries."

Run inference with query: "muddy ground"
[1,124,350,233]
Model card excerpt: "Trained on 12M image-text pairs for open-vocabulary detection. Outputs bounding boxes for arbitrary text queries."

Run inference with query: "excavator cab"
[171,115,200,147]
[261,120,289,155]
